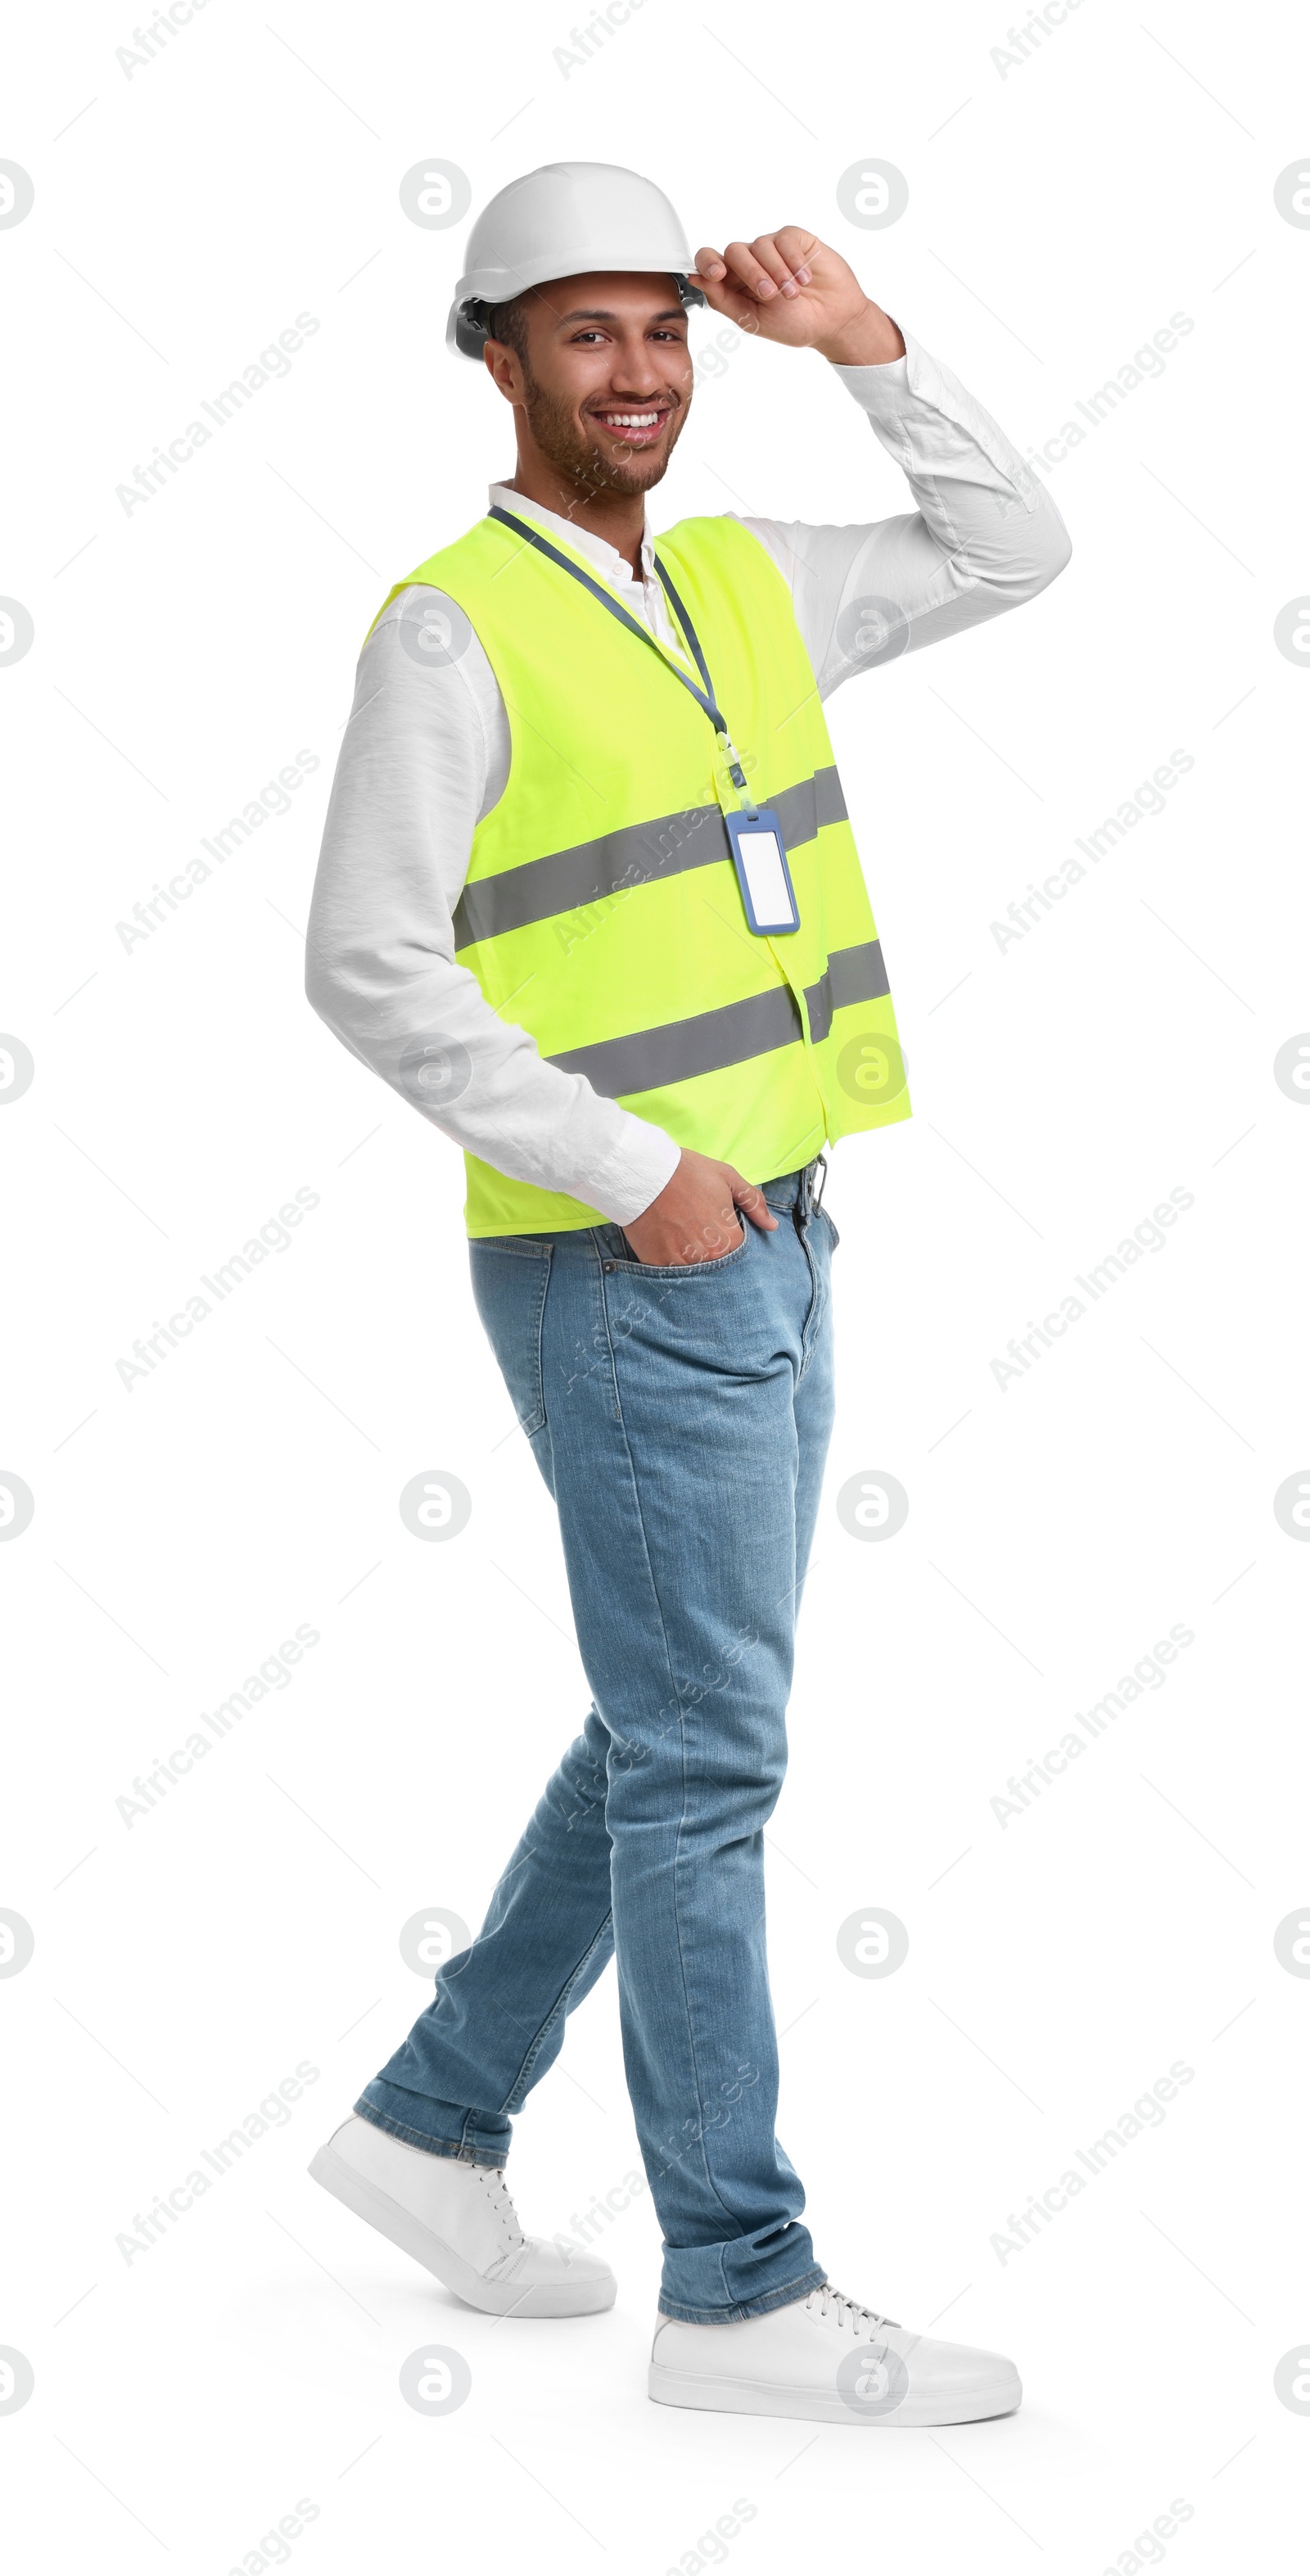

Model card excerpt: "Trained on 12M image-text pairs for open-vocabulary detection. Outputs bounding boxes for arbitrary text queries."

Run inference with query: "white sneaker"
[308,2116,617,2317]
[649,2282,1021,2425]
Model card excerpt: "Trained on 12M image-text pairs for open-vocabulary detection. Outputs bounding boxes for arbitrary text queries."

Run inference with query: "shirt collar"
[488,481,655,589]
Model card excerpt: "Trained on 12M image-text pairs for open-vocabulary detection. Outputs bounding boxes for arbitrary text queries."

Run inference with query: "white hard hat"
[447,160,706,359]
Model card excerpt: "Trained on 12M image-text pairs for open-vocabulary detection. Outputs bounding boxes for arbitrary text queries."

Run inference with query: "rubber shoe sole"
[307,2140,616,2317]
[648,2360,1022,2426]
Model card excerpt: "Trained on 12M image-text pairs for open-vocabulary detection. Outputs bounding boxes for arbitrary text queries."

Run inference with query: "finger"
[769,224,818,285]
[748,233,806,298]
[720,237,790,302]
[679,1213,742,1263]
[689,245,748,305]
[708,1222,745,1260]
[706,1199,746,1252]
[748,235,798,294]
[684,1234,741,1264]
[684,262,766,334]
[687,255,762,327]
[729,1173,779,1232]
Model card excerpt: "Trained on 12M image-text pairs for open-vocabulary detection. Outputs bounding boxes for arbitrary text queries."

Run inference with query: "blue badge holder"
[724,806,800,936]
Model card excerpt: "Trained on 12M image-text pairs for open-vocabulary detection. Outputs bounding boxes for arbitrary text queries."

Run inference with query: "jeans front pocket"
[468,1239,552,1436]
[608,1218,750,1280]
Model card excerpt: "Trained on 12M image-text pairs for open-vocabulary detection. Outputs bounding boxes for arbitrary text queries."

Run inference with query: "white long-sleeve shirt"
[305,327,1071,1223]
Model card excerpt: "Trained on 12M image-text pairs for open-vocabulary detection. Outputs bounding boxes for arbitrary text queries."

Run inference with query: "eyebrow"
[553,306,688,328]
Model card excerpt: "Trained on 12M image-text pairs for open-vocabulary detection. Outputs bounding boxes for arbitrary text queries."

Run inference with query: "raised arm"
[690,228,1071,690]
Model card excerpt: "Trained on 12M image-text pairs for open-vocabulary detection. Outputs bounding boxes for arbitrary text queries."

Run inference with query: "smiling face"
[483,269,695,501]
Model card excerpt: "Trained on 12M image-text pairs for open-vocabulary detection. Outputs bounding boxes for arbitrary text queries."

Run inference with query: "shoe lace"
[807,2284,896,2334]
[477,2166,526,2247]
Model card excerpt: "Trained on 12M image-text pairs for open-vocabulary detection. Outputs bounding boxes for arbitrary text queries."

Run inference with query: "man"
[305,160,1069,2426]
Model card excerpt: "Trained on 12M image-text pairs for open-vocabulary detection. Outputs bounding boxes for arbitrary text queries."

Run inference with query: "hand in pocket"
[621,1150,772,1266]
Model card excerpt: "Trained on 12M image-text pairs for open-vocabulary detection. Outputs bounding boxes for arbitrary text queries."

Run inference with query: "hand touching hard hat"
[688,229,887,361]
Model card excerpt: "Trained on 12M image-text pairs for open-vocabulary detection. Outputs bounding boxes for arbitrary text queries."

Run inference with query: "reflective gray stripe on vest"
[803,938,889,1044]
[454,765,848,953]
[545,938,887,1099]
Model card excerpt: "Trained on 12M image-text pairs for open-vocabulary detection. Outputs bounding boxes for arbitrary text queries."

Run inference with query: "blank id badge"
[724,807,800,935]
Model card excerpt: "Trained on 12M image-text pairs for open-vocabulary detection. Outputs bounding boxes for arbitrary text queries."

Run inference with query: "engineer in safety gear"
[305,161,1070,2382]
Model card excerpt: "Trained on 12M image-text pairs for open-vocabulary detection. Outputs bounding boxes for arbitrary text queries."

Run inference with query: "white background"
[3,0,1308,2567]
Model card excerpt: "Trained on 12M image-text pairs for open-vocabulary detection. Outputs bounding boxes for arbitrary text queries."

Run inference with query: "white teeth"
[599,412,662,427]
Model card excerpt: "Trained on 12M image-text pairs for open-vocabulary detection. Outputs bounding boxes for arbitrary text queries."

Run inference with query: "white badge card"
[725,807,801,936]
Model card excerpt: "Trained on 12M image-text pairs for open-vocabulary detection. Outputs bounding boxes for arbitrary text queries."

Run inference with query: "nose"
[603,372,665,400]
[604,335,678,399]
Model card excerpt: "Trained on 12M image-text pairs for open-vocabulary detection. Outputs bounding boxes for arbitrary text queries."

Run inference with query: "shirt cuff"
[829,328,911,409]
[585,1115,682,1226]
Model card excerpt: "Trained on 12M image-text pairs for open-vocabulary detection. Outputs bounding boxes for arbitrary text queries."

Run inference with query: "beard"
[519,366,686,503]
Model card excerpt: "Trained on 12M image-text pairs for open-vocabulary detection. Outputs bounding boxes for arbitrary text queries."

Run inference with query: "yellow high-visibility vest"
[370,511,910,1236]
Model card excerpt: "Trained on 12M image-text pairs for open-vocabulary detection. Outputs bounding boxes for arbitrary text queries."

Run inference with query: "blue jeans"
[358,1159,838,2321]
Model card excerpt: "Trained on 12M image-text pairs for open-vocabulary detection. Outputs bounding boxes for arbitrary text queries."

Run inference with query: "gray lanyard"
[487,504,758,816]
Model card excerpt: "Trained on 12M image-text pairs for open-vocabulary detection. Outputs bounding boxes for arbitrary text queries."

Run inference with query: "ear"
[482,343,522,403]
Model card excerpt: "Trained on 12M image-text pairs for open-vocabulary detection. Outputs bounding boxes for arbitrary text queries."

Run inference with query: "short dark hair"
[486,294,533,366]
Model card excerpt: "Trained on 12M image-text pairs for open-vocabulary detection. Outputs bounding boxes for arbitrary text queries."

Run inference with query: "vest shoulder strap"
[363,510,797,653]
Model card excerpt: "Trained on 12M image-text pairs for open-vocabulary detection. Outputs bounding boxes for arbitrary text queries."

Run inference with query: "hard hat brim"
[447,273,706,360]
